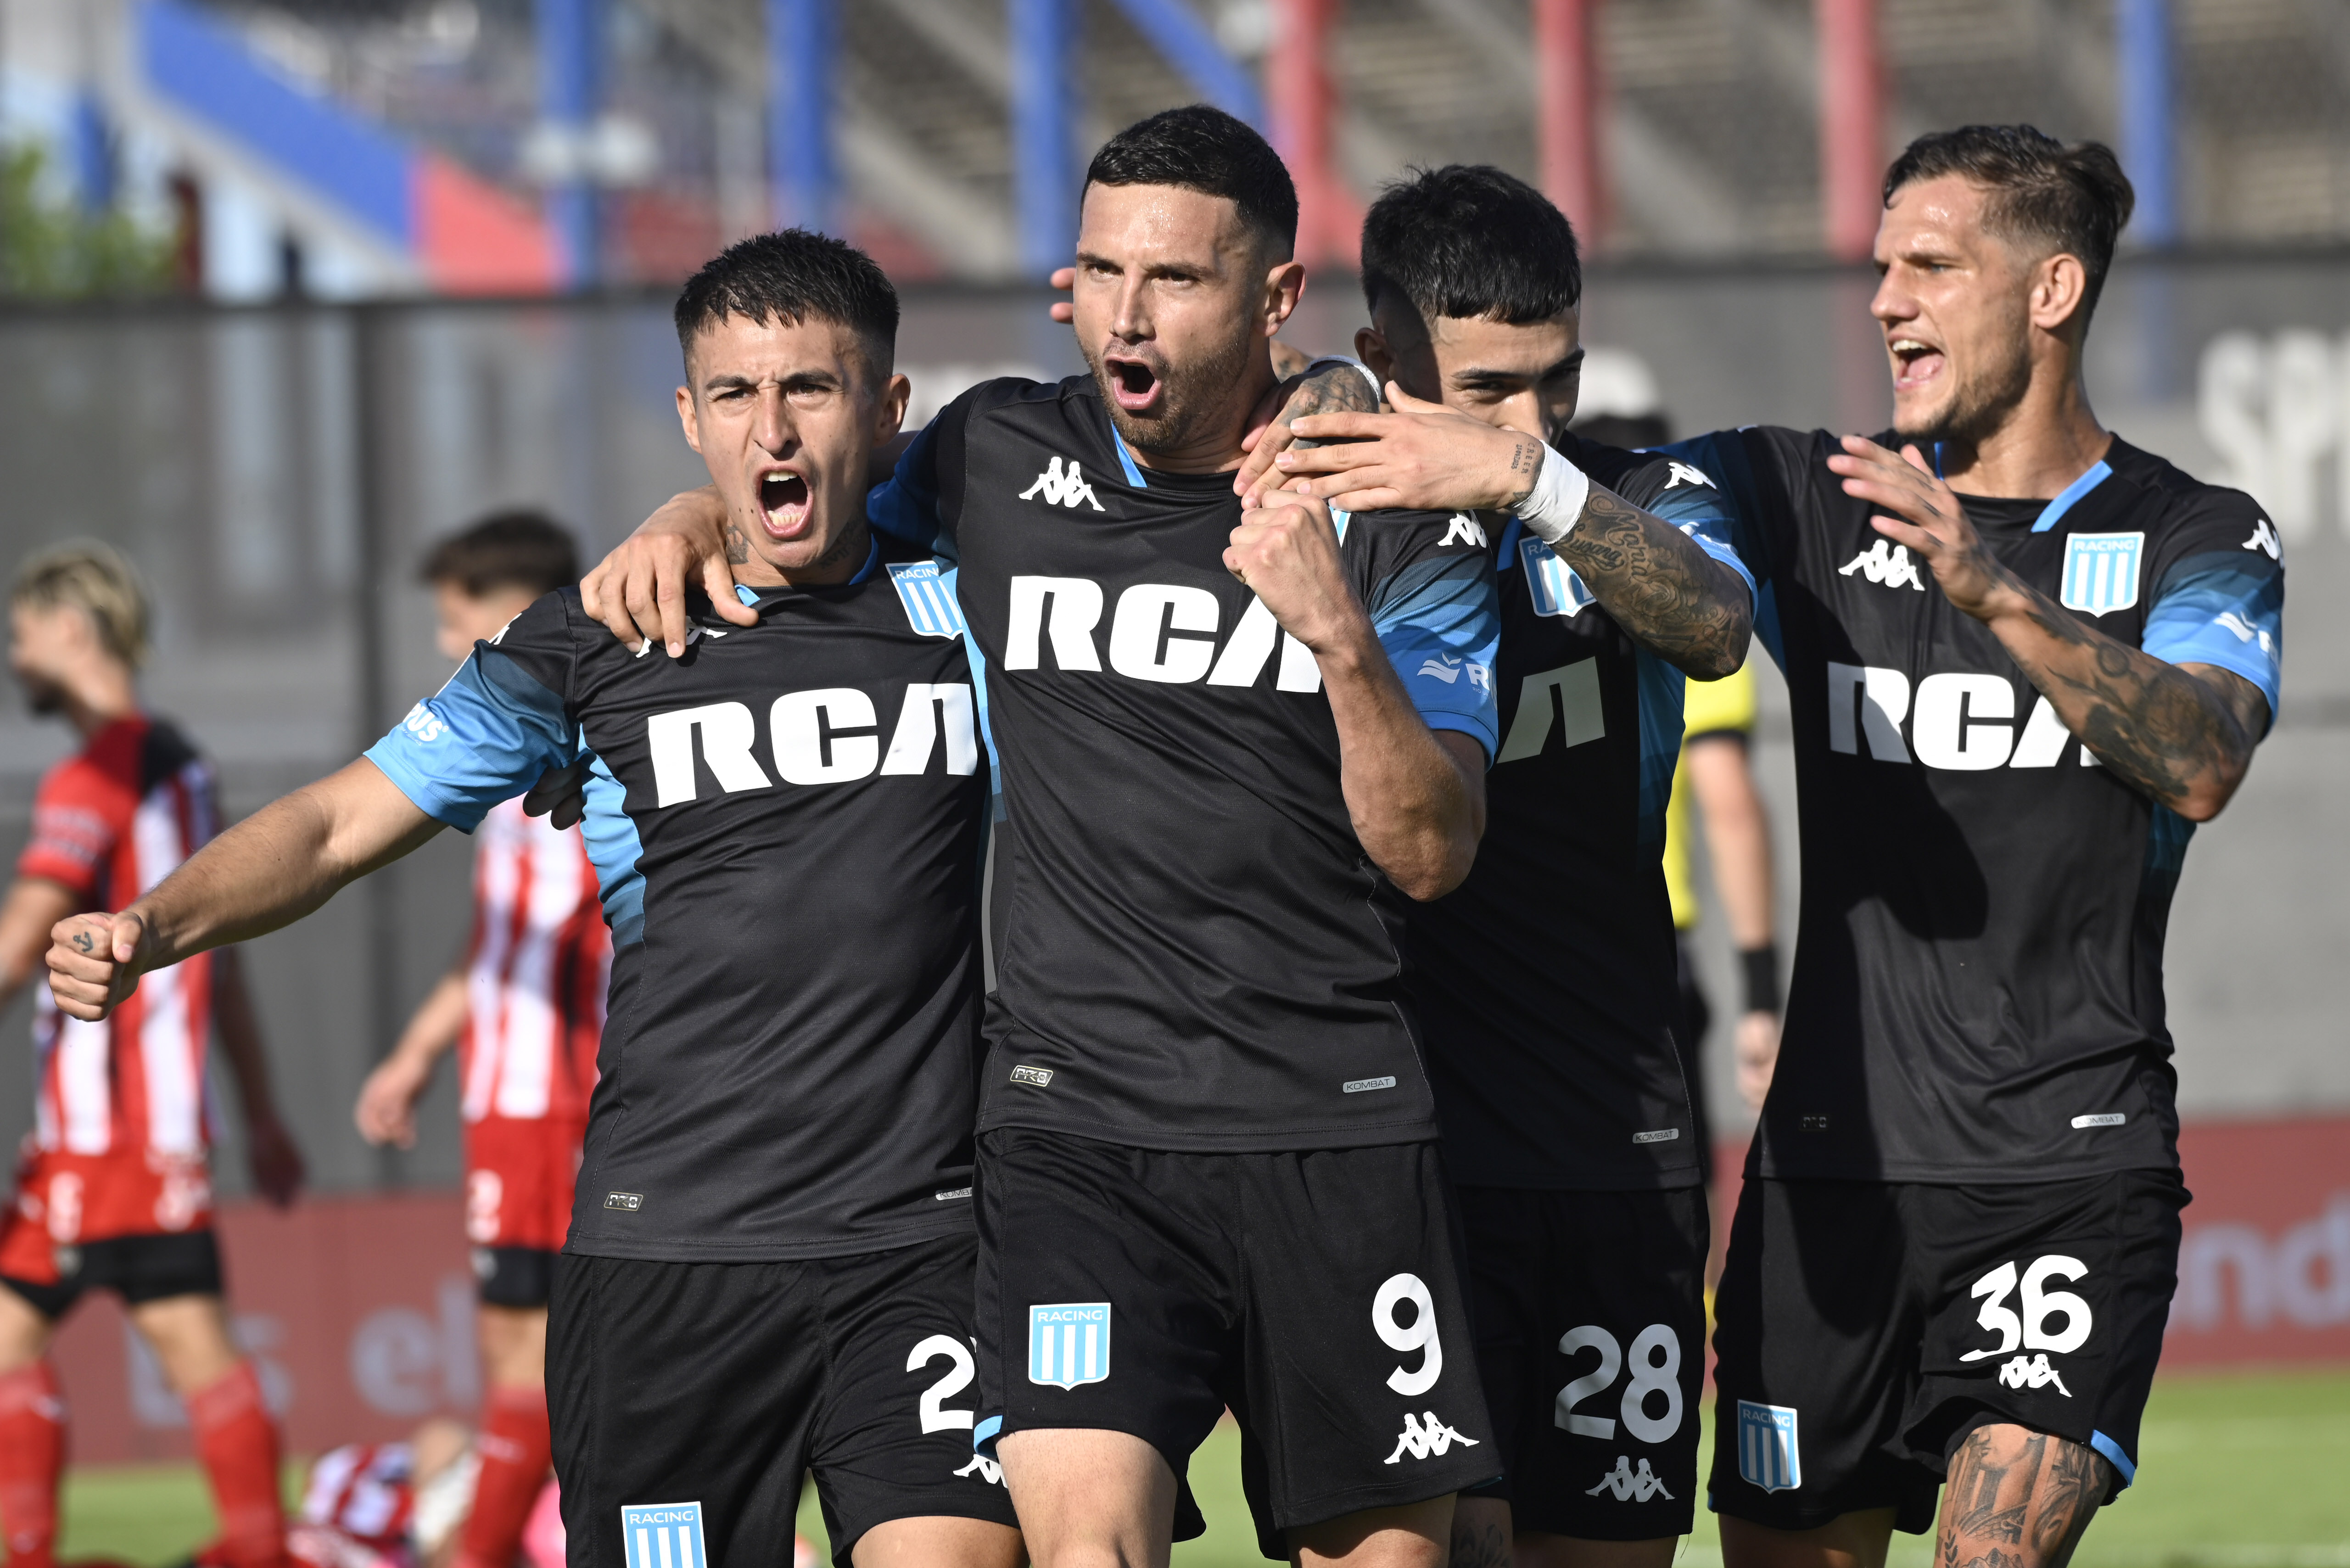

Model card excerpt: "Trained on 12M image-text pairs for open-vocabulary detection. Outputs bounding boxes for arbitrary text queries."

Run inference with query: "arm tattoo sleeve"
[2003,571,2261,812]
[1280,363,1380,451]
[1552,485,1752,678]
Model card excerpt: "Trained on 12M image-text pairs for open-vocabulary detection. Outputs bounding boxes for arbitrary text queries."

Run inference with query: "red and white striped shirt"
[18,716,218,1159]
[458,799,607,1126]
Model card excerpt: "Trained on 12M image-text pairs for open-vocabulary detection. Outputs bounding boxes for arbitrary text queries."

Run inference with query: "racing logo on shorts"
[1735,1400,1802,1492]
[1028,1302,1111,1389]
[2059,532,2144,616]
[621,1502,705,1568]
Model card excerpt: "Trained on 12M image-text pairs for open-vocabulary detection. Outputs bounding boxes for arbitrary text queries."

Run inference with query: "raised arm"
[1243,390,1752,678]
[1832,438,2269,822]
[47,758,441,1021]
[1226,492,1486,900]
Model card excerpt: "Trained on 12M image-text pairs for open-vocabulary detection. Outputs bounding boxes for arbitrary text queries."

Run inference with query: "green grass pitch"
[58,1370,2350,1567]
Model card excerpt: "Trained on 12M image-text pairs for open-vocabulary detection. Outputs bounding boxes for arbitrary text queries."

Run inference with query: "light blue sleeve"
[2141,555,2283,721]
[1369,553,1504,764]
[363,651,576,832]
[1645,470,1758,610]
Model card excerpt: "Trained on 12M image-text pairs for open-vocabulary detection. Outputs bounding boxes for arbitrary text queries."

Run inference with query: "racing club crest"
[1028,1302,1111,1389]
[2058,532,2144,616]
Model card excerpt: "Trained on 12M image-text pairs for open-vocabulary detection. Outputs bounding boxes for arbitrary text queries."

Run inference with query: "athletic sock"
[455,1385,553,1568]
[0,1361,65,1568]
[187,1361,287,1568]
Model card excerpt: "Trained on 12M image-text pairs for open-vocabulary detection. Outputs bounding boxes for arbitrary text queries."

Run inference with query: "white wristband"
[1514,442,1592,547]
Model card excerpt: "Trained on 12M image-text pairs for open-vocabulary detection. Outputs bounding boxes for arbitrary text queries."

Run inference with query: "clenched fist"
[1225,489,1368,658]
[47,910,155,1021]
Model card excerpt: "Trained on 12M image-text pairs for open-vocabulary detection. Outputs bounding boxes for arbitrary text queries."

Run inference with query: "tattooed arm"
[1242,391,1753,678]
[1831,437,2266,822]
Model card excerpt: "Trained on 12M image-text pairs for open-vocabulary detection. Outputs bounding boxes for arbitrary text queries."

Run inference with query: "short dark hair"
[1883,125,2135,327]
[1359,164,1581,327]
[1084,106,1298,256]
[421,510,579,598]
[673,229,900,369]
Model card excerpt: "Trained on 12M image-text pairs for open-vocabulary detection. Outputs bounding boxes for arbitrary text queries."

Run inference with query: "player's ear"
[875,372,912,443]
[1262,254,1307,336]
[2031,252,2090,339]
[675,385,704,455]
[1355,326,1398,388]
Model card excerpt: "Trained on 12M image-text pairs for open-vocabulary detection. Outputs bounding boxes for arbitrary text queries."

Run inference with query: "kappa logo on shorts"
[1383,1411,1479,1464]
[1735,1400,1801,1493]
[1996,1353,2073,1396]
[1586,1455,1675,1501]
[621,1502,705,1568]
[1029,1303,1111,1389]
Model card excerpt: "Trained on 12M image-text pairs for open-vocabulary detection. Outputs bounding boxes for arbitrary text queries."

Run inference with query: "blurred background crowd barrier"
[0,0,2346,1462]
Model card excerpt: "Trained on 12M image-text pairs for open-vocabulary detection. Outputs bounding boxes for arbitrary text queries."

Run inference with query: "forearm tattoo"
[1938,1427,2109,1568]
[1553,485,1751,677]
[1280,363,1380,451]
[1447,1514,1511,1568]
[2000,566,2261,810]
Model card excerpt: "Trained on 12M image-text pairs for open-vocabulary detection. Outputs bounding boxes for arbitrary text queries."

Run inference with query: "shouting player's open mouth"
[1103,353,1165,415]
[757,468,812,538]
[1889,335,1946,393]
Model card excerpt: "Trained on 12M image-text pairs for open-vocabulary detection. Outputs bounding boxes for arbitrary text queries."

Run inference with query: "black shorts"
[1709,1170,2187,1534]
[548,1231,1018,1568]
[975,1129,1497,1558]
[1,1230,223,1320]
[474,1245,557,1310]
[1459,1186,1708,1540]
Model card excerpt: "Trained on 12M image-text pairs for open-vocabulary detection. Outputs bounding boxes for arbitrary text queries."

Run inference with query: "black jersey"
[366,548,989,1260]
[869,375,1502,1154]
[1412,436,1752,1190]
[1666,428,2284,1183]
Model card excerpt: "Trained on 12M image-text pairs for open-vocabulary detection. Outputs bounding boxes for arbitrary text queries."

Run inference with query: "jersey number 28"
[1555,1323,1683,1443]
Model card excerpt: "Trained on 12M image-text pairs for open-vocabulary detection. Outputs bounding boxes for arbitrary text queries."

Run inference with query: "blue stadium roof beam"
[769,0,837,234]
[2117,0,2178,246]
[537,0,603,286]
[1104,0,1264,128]
[1011,0,1079,277]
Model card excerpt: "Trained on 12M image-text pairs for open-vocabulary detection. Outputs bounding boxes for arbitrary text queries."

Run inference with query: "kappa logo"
[2243,517,2282,560]
[1996,1353,2073,1396]
[1441,512,1489,548]
[1383,1411,1480,1464]
[631,625,730,660]
[1838,539,1926,591]
[953,1454,1005,1486]
[1663,460,1717,490]
[1029,1303,1111,1389]
[1735,1400,1801,1493]
[620,1503,705,1568]
[1586,1456,1675,1501]
[1019,456,1105,511]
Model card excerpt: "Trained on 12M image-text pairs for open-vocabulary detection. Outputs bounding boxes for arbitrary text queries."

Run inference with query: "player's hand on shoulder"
[580,484,752,659]
[1827,436,2019,621]
[45,909,151,1021]
[1233,357,1384,499]
[1258,385,1537,516]
[1228,488,1364,655]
